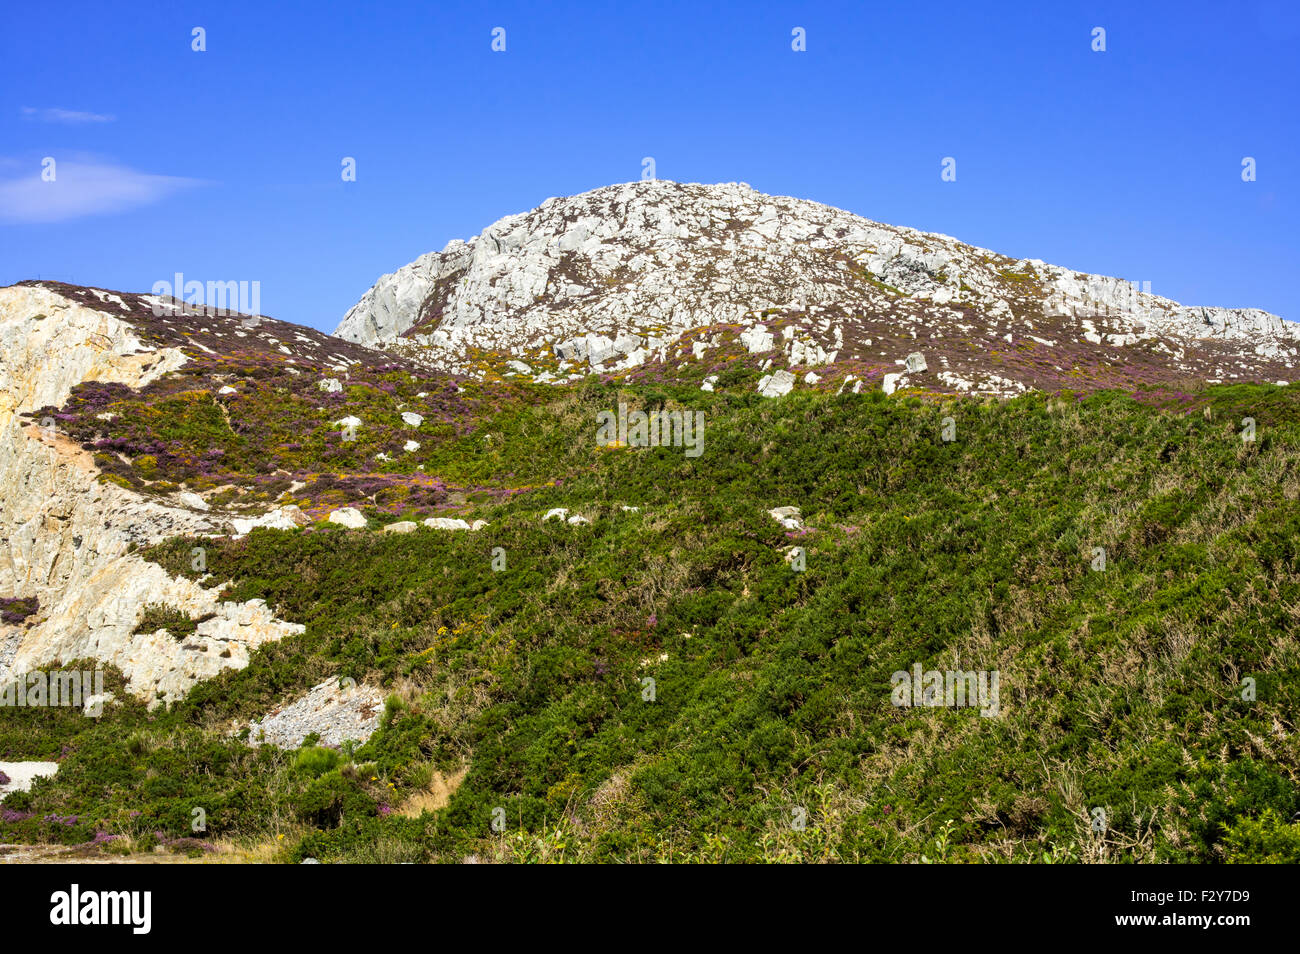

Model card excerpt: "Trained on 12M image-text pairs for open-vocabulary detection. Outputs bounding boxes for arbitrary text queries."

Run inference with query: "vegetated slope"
[4,380,1298,862]
[14,281,548,522]
[336,180,1298,396]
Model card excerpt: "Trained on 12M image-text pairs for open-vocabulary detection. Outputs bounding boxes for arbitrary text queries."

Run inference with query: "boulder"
[757,369,796,398]
[231,505,309,537]
[327,507,366,529]
[423,517,472,530]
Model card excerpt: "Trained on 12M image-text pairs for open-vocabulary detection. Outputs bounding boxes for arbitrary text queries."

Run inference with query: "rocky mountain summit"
[337,180,1296,396]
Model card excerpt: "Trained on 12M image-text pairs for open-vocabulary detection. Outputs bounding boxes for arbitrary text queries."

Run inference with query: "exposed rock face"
[0,285,306,707]
[337,180,1297,394]
[0,761,59,801]
[244,678,385,749]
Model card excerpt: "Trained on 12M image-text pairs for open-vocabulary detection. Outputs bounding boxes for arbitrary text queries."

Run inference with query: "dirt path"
[0,843,268,864]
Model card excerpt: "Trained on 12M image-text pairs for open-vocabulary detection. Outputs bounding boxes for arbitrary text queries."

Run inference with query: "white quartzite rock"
[245,678,385,750]
[327,507,367,529]
[757,369,796,398]
[0,285,308,707]
[767,506,804,531]
[334,180,1296,391]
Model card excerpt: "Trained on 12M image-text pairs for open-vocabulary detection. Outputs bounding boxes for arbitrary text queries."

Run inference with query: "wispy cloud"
[21,106,117,124]
[0,157,205,224]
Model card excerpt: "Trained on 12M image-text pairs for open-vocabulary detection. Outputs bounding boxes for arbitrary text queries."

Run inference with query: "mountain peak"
[335,182,1294,396]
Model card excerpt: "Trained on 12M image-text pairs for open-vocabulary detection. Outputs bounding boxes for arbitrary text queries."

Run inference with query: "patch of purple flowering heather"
[0,596,39,625]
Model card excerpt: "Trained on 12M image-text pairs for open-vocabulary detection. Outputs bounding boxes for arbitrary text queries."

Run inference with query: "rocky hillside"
[0,279,557,707]
[1,188,1298,864]
[0,283,342,705]
[337,180,1297,396]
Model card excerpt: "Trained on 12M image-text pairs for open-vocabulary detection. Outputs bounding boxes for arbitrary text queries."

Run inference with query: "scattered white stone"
[404,440,420,452]
[383,521,418,534]
[334,415,362,429]
[218,385,237,395]
[401,411,424,427]
[318,377,343,393]
[178,491,209,511]
[767,506,804,531]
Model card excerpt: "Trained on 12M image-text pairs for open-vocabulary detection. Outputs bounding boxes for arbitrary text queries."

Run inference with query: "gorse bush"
[4,382,1299,862]
[132,604,214,640]
[293,746,344,778]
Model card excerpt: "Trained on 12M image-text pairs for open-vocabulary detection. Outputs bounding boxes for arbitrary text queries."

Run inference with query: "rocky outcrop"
[0,285,306,707]
[0,761,59,801]
[336,180,1297,394]
[244,678,386,749]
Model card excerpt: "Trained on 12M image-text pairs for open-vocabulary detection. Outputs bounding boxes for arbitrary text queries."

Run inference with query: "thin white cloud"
[21,106,117,124]
[0,158,205,224]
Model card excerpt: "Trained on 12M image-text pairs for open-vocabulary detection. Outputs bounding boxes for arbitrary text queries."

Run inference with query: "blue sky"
[1,0,1296,331]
